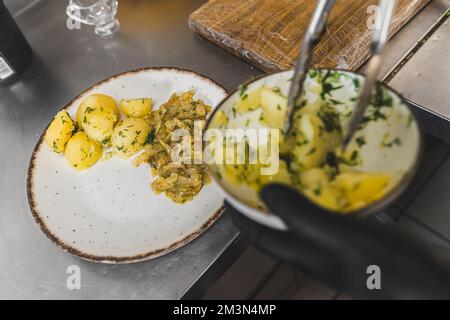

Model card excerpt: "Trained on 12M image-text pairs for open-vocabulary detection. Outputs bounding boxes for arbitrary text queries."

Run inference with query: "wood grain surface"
[189,0,430,72]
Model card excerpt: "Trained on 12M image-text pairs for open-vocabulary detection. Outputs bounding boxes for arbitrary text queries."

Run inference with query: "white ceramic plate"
[27,67,228,263]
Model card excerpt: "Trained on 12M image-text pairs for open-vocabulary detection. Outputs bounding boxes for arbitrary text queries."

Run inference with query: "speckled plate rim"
[27,67,227,264]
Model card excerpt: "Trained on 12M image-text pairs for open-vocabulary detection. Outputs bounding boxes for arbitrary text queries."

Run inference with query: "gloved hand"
[226,184,450,299]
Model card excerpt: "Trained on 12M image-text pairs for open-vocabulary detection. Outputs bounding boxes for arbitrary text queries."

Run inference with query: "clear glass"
[67,0,120,37]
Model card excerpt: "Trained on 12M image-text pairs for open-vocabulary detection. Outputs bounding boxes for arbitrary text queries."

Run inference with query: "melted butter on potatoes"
[65,132,103,170]
[45,110,76,153]
[112,118,151,159]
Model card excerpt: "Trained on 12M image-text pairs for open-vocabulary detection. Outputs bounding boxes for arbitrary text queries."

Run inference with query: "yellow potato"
[235,87,263,114]
[76,94,119,127]
[211,110,229,128]
[112,118,151,159]
[290,112,341,170]
[65,132,103,171]
[81,109,117,146]
[300,168,330,188]
[304,185,347,212]
[120,98,153,118]
[259,88,287,129]
[45,110,76,153]
[333,172,390,207]
[259,160,292,186]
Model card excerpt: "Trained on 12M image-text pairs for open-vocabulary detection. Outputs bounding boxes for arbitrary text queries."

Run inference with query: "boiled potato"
[76,94,119,127]
[45,110,76,153]
[65,132,103,171]
[260,88,287,129]
[235,87,263,114]
[211,110,229,128]
[82,109,117,146]
[112,118,151,159]
[334,172,390,209]
[304,185,347,212]
[290,111,341,170]
[120,98,153,118]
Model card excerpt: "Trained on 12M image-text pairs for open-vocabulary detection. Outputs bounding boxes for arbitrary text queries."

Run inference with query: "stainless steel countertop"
[0,0,447,299]
[0,0,260,300]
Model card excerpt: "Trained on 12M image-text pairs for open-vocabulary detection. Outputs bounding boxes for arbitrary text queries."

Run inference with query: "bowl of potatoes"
[205,69,423,230]
[27,67,228,263]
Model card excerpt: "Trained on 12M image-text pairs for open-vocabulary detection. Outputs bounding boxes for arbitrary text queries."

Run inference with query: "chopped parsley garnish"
[382,136,402,148]
[238,84,248,97]
[295,140,309,147]
[313,186,322,196]
[272,87,282,94]
[317,105,341,132]
[85,107,94,114]
[340,150,360,166]
[308,69,319,78]
[358,108,387,129]
[319,70,344,99]
[329,99,343,105]
[145,131,155,145]
[101,137,111,145]
[325,152,340,175]
[321,83,343,99]
[355,136,366,148]
[372,84,393,108]
[407,114,414,128]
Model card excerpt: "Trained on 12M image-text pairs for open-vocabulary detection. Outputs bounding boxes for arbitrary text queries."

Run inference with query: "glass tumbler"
[66,0,120,37]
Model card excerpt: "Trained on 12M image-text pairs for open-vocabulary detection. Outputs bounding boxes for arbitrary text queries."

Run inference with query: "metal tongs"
[285,0,397,149]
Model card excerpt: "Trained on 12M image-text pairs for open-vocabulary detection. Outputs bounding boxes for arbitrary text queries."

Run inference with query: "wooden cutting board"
[189,0,430,72]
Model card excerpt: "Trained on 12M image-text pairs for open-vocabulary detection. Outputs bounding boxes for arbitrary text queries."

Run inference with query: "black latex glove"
[227,184,450,299]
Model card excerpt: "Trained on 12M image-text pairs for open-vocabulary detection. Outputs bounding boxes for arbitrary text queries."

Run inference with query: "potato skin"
[45,110,76,153]
[65,132,103,171]
[120,98,153,118]
[112,118,150,159]
[76,94,119,127]
[81,109,117,146]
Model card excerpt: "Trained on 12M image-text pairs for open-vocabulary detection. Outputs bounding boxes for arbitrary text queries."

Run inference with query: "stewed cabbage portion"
[134,92,211,204]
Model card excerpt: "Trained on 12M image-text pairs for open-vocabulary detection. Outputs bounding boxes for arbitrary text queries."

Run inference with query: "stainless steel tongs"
[285,0,397,149]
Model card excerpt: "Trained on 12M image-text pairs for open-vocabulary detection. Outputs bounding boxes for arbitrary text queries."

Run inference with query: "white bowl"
[206,69,422,230]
